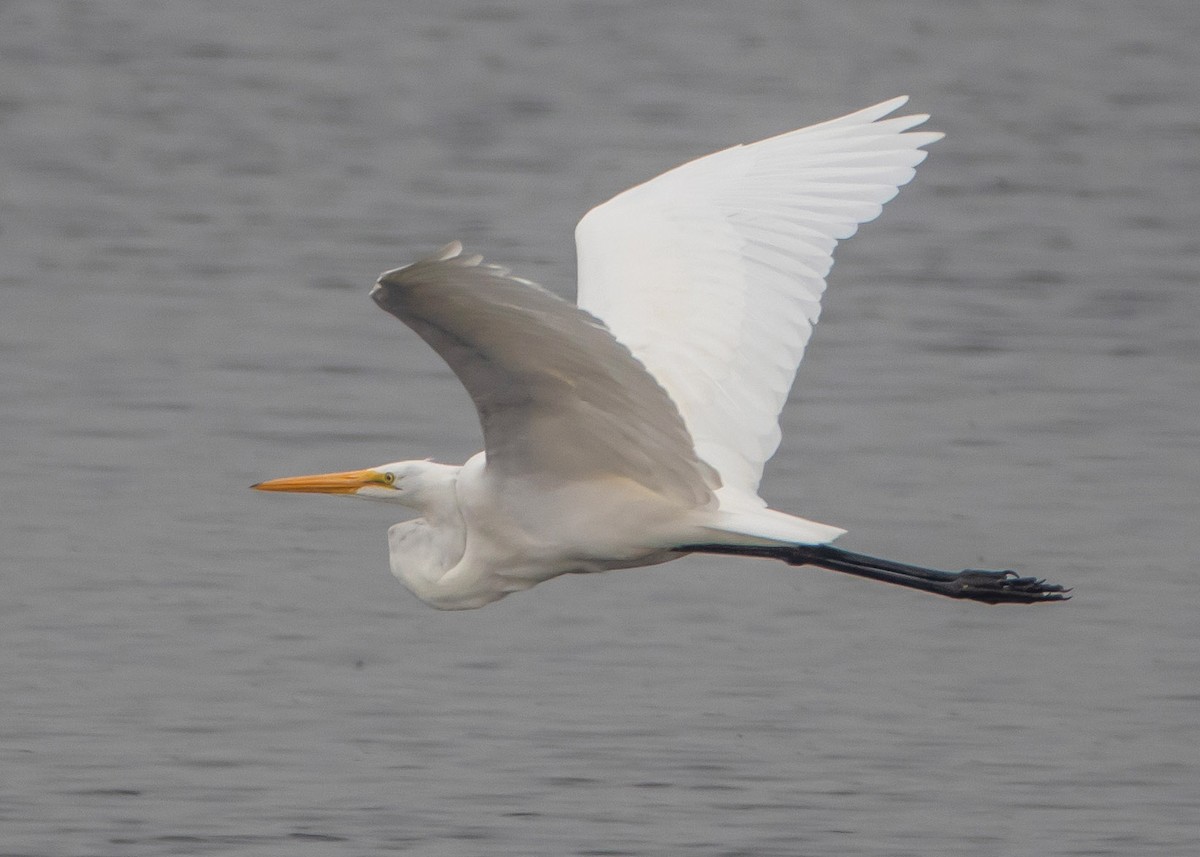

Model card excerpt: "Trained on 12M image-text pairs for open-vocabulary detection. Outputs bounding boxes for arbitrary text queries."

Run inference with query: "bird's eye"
[382,472,396,485]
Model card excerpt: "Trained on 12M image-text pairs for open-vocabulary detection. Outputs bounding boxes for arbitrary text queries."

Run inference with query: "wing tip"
[811,95,943,142]
[435,240,464,261]
[373,241,545,314]
[375,240,470,288]
[828,95,911,125]
[873,94,911,114]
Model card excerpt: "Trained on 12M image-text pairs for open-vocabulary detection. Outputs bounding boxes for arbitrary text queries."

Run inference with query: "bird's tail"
[706,489,847,546]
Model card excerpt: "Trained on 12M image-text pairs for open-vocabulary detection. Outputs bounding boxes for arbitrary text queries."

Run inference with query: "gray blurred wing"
[371,242,718,507]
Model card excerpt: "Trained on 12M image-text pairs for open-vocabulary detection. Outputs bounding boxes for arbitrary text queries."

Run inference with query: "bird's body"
[398,453,690,609]
[255,97,1068,609]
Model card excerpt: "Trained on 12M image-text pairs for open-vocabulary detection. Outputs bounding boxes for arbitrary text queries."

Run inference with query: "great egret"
[254,97,1068,610]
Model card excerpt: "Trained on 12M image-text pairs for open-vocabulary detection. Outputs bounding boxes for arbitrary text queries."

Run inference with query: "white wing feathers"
[575,97,942,502]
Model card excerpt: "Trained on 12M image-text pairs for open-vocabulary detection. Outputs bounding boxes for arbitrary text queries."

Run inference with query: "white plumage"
[254,98,1070,609]
[577,97,940,498]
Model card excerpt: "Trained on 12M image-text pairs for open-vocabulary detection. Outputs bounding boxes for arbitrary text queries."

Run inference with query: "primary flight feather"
[254,97,1069,609]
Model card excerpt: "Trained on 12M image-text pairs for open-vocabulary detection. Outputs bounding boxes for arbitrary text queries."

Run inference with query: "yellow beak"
[252,468,388,495]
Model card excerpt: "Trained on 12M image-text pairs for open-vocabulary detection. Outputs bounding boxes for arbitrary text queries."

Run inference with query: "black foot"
[926,568,1070,604]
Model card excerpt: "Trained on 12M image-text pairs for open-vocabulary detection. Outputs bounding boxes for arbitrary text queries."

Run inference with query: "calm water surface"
[3,2,1199,855]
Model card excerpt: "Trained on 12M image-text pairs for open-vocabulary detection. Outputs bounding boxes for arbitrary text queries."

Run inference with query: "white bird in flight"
[254,97,1068,610]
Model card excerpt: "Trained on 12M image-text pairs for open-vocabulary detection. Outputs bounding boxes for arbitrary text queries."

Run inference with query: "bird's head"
[252,460,456,507]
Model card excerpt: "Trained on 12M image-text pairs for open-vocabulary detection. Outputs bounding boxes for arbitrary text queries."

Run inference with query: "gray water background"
[3,1,1199,854]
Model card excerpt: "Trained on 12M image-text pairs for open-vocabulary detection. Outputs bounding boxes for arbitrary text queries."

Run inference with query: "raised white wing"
[575,97,941,498]
[372,243,719,507]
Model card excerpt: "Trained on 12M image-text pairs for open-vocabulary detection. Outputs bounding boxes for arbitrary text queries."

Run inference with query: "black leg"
[675,543,1070,604]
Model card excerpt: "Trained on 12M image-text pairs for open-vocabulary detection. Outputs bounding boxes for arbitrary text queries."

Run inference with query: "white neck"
[373,460,473,606]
